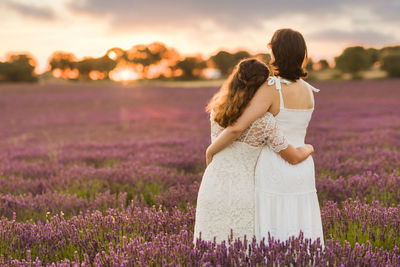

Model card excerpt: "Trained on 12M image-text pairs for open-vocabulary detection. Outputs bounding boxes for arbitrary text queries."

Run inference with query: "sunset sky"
[1,0,399,73]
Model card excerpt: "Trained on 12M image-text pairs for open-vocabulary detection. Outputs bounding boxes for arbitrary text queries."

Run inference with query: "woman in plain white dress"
[194,59,315,243]
[206,29,324,245]
[255,76,323,244]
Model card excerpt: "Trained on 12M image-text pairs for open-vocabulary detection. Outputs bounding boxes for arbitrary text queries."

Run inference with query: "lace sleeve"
[210,112,223,142]
[264,114,289,152]
[238,112,288,152]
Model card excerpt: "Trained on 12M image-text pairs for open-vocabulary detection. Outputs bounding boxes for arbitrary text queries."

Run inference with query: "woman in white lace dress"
[206,29,324,245]
[194,58,314,243]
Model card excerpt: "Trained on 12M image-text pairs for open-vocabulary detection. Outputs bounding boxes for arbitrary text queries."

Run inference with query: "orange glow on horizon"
[109,66,141,82]
[52,68,79,79]
[89,71,106,80]
[202,68,221,79]
[146,60,172,79]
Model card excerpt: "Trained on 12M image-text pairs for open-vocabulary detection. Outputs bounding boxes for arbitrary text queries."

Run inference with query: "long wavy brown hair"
[206,58,270,128]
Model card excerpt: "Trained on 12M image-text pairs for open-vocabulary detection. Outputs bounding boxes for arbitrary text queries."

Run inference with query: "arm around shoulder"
[206,83,274,164]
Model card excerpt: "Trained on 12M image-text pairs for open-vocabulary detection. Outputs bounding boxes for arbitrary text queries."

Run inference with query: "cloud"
[309,29,396,45]
[67,0,400,31]
[6,1,55,20]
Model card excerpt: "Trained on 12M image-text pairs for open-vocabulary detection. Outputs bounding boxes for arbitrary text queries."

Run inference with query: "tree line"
[0,42,399,82]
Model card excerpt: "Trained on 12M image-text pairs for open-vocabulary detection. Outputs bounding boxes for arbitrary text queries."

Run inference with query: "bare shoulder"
[253,80,276,99]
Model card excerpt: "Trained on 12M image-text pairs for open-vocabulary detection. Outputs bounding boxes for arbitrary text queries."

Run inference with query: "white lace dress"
[194,111,288,243]
[255,77,324,245]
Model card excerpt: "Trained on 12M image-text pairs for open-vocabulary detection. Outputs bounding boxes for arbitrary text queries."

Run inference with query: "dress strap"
[267,76,291,110]
[303,80,320,92]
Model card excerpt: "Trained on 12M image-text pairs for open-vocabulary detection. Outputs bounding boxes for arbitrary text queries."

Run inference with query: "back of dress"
[194,111,288,243]
[270,76,318,147]
[255,76,324,246]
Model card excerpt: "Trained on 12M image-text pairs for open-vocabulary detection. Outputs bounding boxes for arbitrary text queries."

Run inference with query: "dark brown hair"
[269,28,308,81]
[207,58,269,128]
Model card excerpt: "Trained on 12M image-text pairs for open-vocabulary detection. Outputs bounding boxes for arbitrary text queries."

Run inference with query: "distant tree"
[210,50,251,77]
[76,58,96,80]
[306,58,314,71]
[49,52,76,71]
[174,57,207,80]
[94,55,117,79]
[233,51,251,62]
[209,51,235,76]
[335,46,371,78]
[0,54,37,82]
[380,46,400,55]
[106,47,127,62]
[254,53,271,65]
[128,42,169,78]
[49,52,77,78]
[366,48,380,66]
[318,59,330,70]
[381,51,400,77]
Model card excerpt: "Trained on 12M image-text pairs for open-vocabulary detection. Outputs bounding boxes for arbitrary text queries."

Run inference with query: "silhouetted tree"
[366,48,380,66]
[209,51,235,76]
[234,51,251,62]
[254,53,271,65]
[106,47,127,62]
[210,50,251,77]
[381,51,400,77]
[76,58,96,80]
[49,52,76,71]
[128,42,169,78]
[73,54,117,80]
[335,46,371,78]
[318,59,330,70]
[306,58,314,71]
[94,55,117,79]
[174,57,207,80]
[380,46,400,55]
[0,54,37,82]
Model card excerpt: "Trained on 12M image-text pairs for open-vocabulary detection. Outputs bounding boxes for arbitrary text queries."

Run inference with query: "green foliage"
[2,43,400,83]
[306,58,314,71]
[209,50,251,77]
[318,59,330,70]
[381,51,400,77]
[335,46,371,78]
[366,48,380,65]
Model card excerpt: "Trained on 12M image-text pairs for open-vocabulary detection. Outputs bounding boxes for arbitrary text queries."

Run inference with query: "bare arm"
[205,83,314,165]
[206,83,274,163]
[279,144,314,165]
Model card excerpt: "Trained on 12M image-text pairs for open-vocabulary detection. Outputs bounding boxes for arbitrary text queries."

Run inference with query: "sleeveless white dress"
[255,77,324,245]
[194,111,289,243]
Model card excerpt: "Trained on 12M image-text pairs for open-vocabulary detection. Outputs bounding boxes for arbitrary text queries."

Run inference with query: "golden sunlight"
[109,67,141,82]
[107,51,118,61]
[89,71,106,81]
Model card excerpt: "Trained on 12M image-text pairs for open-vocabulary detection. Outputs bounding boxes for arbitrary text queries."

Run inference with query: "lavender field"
[0,79,400,266]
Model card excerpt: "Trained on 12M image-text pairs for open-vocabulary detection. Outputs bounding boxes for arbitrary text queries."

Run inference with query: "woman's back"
[254,77,324,244]
[269,77,319,146]
[268,77,315,115]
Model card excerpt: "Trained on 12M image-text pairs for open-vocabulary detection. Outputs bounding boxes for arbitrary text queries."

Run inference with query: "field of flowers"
[0,79,399,266]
